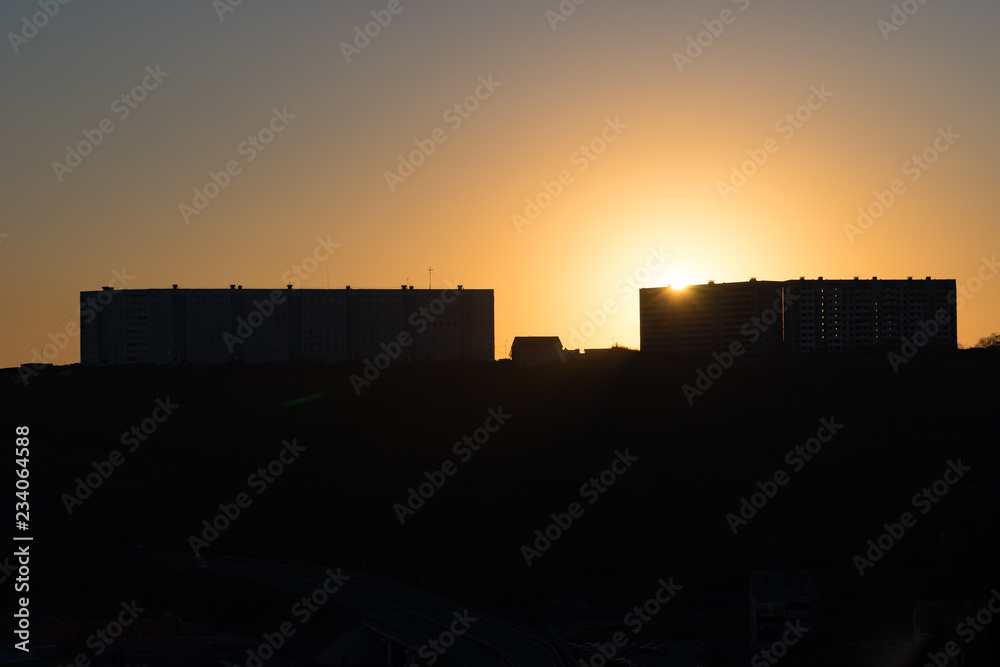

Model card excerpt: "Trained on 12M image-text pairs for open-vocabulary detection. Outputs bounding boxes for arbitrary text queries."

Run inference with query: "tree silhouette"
[973,332,1000,349]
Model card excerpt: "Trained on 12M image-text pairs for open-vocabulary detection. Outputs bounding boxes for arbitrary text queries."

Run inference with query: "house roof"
[511,336,563,349]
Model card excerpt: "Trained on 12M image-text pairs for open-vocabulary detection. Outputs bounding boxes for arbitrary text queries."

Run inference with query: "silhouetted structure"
[640,277,957,354]
[912,600,970,641]
[750,570,817,652]
[783,276,957,352]
[509,336,568,367]
[80,285,493,365]
[640,279,786,354]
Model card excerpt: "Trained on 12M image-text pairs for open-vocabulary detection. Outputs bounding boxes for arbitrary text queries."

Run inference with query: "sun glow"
[665,272,698,290]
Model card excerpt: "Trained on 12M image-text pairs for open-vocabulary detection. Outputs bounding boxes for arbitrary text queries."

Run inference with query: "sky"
[2,0,999,365]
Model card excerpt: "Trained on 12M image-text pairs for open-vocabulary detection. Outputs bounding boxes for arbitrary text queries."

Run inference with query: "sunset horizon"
[4,2,1000,665]
[3,1,999,367]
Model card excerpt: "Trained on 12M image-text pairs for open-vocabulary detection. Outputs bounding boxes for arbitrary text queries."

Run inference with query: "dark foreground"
[3,351,999,666]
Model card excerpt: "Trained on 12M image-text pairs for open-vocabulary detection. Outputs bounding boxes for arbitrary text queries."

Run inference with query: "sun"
[645,255,699,291]
[665,272,698,290]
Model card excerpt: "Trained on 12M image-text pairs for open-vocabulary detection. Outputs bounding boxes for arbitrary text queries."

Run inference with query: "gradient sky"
[2,0,999,365]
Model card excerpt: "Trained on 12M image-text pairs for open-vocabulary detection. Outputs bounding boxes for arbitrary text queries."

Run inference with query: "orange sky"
[2,0,999,365]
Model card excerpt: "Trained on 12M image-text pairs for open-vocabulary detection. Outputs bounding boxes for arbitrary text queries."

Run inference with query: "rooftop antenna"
[428,267,433,290]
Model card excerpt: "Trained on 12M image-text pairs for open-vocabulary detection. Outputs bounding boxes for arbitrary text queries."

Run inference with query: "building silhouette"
[783,276,956,352]
[509,336,568,367]
[80,285,493,365]
[749,570,817,652]
[640,277,957,354]
[640,279,787,354]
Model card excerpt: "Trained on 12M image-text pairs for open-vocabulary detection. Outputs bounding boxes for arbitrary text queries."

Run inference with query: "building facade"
[639,279,787,355]
[783,277,956,352]
[749,570,817,652]
[640,277,957,354]
[80,285,494,365]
